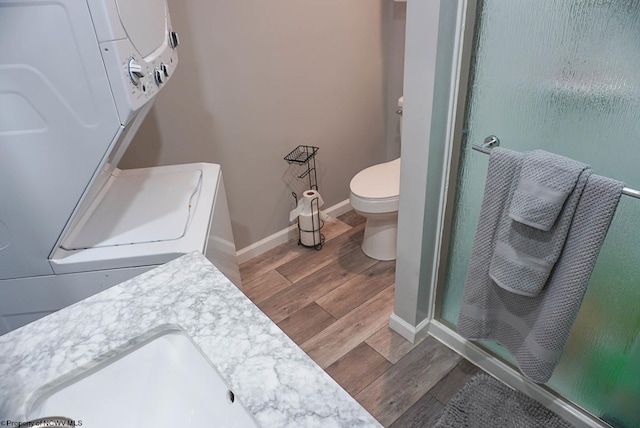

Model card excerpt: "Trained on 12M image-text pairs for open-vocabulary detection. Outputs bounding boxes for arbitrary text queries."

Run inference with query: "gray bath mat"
[434,374,574,427]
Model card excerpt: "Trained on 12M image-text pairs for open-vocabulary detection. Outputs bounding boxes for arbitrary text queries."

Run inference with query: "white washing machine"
[0,0,240,334]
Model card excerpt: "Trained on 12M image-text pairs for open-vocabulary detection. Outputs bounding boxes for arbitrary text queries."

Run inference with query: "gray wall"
[121,0,406,250]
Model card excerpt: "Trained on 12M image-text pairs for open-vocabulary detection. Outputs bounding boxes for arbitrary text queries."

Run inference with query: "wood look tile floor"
[239,211,483,427]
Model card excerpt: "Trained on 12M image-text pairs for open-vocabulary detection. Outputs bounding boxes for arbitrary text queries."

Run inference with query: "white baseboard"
[236,199,352,264]
[319,198,353,221]
[236,225,298,265]
[388,313,431,343]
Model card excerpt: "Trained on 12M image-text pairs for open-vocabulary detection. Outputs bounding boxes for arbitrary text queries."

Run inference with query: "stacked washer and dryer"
[0,0,240,334]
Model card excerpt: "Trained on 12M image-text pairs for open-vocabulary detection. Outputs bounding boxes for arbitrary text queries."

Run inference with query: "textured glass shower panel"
[439,1,640,426]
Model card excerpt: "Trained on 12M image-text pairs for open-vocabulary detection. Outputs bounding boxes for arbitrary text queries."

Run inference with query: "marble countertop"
[0,252,381,427]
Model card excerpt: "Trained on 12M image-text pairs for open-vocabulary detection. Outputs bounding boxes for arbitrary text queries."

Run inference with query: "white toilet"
[349,97,402,261]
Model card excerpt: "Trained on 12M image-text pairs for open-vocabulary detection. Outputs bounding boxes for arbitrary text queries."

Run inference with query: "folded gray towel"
[509,150,590,231]
[458,147,623,383]
[490,153,592,297]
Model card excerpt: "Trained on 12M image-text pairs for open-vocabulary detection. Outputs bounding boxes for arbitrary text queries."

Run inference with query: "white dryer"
[0,0,240,334]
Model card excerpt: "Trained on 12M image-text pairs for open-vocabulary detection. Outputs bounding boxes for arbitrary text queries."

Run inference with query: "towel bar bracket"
[482,135,500,150]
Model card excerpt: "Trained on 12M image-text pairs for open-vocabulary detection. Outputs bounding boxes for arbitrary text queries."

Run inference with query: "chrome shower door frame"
[424,1,607,427]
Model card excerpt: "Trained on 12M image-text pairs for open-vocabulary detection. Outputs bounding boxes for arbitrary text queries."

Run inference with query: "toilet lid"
[350,158,401,199]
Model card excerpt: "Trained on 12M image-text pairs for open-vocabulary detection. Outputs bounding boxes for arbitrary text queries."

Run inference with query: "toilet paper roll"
[289,190,325,222]
[299,211,322,246]
[289,190,328,247]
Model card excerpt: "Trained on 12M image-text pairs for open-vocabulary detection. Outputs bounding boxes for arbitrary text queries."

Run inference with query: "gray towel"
[509,150,590,231]
[489,152,592,297]
[457,147,623,383]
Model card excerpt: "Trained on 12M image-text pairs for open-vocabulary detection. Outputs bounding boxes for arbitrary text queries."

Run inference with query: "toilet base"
[360,212,398,261]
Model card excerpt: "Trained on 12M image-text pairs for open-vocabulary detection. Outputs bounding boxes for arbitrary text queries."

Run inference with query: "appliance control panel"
[99,29,179,125]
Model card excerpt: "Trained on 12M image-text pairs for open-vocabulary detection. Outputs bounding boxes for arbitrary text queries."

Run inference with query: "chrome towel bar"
[471,138,640,200]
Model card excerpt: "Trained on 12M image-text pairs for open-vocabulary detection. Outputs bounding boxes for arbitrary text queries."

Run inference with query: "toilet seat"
[350,192,399,214]
[349,158,400,213]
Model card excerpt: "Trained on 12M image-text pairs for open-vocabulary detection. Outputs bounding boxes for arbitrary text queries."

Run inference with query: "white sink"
[28,329,259,427]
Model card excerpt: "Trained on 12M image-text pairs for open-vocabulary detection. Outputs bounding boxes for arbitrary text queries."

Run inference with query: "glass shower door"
[438,1,640,426]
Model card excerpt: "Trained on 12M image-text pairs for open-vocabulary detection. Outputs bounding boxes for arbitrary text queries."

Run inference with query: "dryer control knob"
[169,31,180,49]
[128,58,144,86]
[154,68,164,86]
[160,63,170,77]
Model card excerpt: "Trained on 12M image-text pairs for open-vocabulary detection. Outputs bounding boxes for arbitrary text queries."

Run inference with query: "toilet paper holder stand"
[284,145,324,250]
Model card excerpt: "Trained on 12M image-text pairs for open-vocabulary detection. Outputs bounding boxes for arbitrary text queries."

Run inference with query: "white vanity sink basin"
[28,330,259,427]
